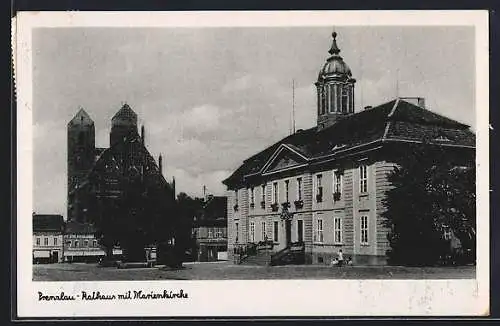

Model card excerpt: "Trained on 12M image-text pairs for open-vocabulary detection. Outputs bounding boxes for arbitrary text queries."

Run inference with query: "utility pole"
[292,79,296,134]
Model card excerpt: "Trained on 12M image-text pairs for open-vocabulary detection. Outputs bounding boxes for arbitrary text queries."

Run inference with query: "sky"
[32,26,475,216]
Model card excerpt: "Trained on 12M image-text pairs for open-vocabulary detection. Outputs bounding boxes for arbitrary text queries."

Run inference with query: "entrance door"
[285,220,292,246]
[52,251,59,263]
[297,220,303,243]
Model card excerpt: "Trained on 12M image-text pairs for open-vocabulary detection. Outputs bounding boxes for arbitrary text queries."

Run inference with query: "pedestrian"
[330,257,338,266]
[337,249,344,267]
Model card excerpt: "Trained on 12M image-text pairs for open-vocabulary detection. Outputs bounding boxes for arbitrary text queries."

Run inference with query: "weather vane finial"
[328,27,341,56]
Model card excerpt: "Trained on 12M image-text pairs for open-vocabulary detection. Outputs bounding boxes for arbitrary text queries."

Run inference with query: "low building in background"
[192,195,228,262]
[33,214,64,264]
[64,221,122,263]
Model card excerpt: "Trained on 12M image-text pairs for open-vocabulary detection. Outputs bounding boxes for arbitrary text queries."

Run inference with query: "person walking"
[337,249,344,267]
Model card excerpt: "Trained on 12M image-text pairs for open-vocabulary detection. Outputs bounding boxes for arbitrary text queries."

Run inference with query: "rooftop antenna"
[292,79,296,134]
[359,49,364,111]
[396,68,400,99]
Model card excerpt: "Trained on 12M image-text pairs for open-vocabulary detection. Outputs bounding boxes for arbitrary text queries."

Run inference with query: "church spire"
[328,31,341,56]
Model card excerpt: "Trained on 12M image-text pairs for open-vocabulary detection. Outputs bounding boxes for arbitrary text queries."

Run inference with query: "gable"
[262,145,308,175]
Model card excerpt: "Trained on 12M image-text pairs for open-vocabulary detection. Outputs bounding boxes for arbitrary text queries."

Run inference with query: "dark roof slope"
[33,214,64,232]
[65,221,96,234]
[223,98,475,186]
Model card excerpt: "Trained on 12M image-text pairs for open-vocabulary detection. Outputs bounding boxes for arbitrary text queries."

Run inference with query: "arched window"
[329,84,335,113]
[320,87,327,115]
[341,87,348,113]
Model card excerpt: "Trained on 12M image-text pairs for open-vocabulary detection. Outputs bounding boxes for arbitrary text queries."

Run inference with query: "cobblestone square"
[33,262,475,281]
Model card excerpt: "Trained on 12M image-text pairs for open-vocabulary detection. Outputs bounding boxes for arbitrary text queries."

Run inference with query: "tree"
[174,193,204,261]
[382,145,476,266]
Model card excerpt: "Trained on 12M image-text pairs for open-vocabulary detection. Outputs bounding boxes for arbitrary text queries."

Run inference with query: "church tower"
[110,103,139,146]
[67,108,95,221]
[316,31,356,130]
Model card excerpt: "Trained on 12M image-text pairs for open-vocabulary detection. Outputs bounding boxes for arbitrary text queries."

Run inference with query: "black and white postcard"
[14,10,489,318]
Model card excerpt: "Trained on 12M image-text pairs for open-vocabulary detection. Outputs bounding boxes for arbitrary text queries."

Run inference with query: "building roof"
[193,196,228,227]
[223,98,475,187]
[33,214,64,233]
[68,108,94,127]
[112,103,138,125]
[318,32,352,80]
[65,221,96,234]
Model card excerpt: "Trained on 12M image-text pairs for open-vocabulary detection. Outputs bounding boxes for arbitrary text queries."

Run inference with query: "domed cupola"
[316,31,356,130]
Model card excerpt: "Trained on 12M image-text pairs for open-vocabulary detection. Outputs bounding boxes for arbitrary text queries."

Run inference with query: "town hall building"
[222,31,475,265]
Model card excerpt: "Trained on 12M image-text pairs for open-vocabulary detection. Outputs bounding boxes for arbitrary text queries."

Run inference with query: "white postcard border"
[15,10,489,317]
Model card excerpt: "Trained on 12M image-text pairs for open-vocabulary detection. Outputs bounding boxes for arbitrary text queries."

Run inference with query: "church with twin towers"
[67,103,176,225]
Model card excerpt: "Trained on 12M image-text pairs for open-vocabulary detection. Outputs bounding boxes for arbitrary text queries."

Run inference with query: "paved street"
[33,261,475,281]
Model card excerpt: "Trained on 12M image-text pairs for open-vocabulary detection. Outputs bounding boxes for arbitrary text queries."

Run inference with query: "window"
[360,215,369,244]
[359,164,368,193]
[334,217,342,244]
[44,238,48,246]
[208,229,213,238]
[53,237,58,246]
[319,86,326,115]
[285,180,290,203]
[317,219,324,243]
[36,237,40,246]
[341,87,348,113]
[250,221,255,243]
[74,240,79,247]
[316,174,323,202]
[261,184,266,206]
[250,187,255,206]
[84,240,89,247]
[93,240,97,247]
[317,87,321,115]
[297,219,304,242]
[333,170,342,199]
[66,240,71,247]
[235,223,239,243]
[234,190,238,206]
[261,221,267,241]
[444,228,452,241]
[272,182,278,204]
[273,221,279,242]
[296,177,302,200]
[329,84,335,113]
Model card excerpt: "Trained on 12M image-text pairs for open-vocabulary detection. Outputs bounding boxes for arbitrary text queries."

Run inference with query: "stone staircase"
[270,242,305,266]
[240,250,273,266]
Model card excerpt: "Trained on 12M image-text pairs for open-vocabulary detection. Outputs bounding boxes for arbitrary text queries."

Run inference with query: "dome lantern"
[315,30,356,131]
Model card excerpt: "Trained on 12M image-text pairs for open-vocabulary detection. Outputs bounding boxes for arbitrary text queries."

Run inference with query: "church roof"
[33,214,64,233]
[65,221,96,234]
[223,98,475,187]
[112,103,137,123]
[88,134,172,192]
[68,108,93,126]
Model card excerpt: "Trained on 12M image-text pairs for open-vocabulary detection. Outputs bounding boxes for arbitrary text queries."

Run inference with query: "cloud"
[32,27,476,215]
[181,105,224,134]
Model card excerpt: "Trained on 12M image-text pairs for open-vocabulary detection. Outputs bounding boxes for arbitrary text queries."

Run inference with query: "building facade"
[66,104,176,260]
[33,214,64,264]
[63,221,123,263]
[192,195,228,262]
[223,32,475,265]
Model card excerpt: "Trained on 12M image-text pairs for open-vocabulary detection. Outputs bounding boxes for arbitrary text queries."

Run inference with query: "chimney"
[172,176,176,200]
[158,154,163,175]
[418,97,426,109]
[141,125,145,145]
